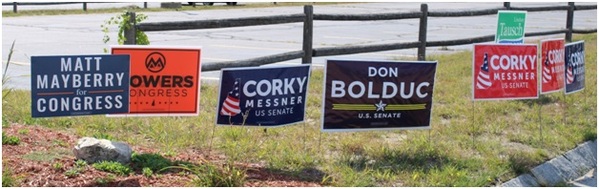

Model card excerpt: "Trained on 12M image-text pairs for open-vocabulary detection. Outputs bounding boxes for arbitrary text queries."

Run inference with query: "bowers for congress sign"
[540,39,565,94]
[322,60,437,132]
[216,65,310,126]
[473,44,538,100]
[565,41,585,94]
[111,46,201,116]
[31,55,130,117]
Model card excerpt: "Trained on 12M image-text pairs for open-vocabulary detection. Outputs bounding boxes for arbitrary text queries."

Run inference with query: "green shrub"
[2,132,20,145]
[131,153,172,172]
[92,161,131,176]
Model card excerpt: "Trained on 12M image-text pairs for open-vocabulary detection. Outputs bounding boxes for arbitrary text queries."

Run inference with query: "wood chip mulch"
[2,124,323,187]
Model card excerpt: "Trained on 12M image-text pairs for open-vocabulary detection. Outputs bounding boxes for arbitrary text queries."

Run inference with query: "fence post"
[302,5,314,64]
[12,2,17,13]
[144,2,148,9]
[417,4,428,61]
[566,2,575,42]
[503,2,511,10]
[83,2,87,11]
[124,12,137,45]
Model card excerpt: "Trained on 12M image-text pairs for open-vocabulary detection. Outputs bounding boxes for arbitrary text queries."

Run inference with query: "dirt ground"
[2,124,322,187]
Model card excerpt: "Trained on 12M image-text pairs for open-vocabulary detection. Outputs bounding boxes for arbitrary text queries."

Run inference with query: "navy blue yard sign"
[564,41,585,94]
[322,59,437,132]
[31,55,130,117]
[216,65,310,127]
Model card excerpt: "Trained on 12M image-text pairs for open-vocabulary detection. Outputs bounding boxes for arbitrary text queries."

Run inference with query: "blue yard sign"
[564,41,585,94]
[31,55,130,117]
[216,65,310,127]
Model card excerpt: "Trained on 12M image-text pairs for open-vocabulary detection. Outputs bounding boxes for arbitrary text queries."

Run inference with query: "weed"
[131,153,173,172]
[52,139,68,147]
[52,162,63,171]
[64,168,79,178]
[92,161,131,176]
[2,168,18,187]
[17,129,29,135]
[74,159,88,168]
[95,174,116,186]
[2,132,20,145]
[142,167,153,178]
[92,132,116,141]
[2,40,15,99]
[163,150,177,157]
[165,163,246,187]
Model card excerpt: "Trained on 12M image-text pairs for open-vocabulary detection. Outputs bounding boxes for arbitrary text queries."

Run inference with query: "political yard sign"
[540,39,565,94]
[322,60,437,132]
[496,10,527,44]
[565,41,585,94]
[216,65,310,127]
[31,55,130,117]
[111,46,201,116]
[473,44,538,100]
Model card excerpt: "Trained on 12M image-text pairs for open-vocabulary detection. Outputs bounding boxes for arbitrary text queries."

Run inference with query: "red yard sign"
[111,46,201,116]
[473,44,538,100]
[540,39,565,94]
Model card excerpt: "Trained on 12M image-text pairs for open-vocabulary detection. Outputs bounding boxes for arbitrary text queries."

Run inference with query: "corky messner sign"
[216,65,310,127]
[540,39,565,94]
[473,44,538,100]
[31,55,130,117]
[564,41,585,94]
[322,59,437,132]
[111,46,201,116]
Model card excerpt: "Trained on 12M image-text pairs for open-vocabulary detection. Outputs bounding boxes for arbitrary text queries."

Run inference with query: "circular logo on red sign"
[145,52,166,73]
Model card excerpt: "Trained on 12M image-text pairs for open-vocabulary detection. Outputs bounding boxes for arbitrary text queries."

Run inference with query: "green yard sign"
[495,10,527,44]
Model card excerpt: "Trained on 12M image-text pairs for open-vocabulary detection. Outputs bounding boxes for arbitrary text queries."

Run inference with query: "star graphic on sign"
[375,100,387,112]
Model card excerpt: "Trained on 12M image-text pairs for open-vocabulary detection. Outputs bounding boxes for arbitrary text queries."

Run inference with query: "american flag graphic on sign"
[476,53,492,89]
[220,78,241,116]
[566,66,574,84]
[542,55,552,83]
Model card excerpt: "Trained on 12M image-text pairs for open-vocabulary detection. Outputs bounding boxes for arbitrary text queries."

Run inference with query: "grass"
[2,131,20,145]
[166,163,246,187]
[2,166,18,187]
[2,2,348,17]
[22,148,71,162]
[1,34,596,186]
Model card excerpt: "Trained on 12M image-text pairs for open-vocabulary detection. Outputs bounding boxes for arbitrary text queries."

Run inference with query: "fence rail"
[2,2,148,12]
[124,2,597,71]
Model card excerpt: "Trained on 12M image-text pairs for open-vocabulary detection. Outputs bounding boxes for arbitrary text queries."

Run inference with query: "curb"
[501,140,597,187]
